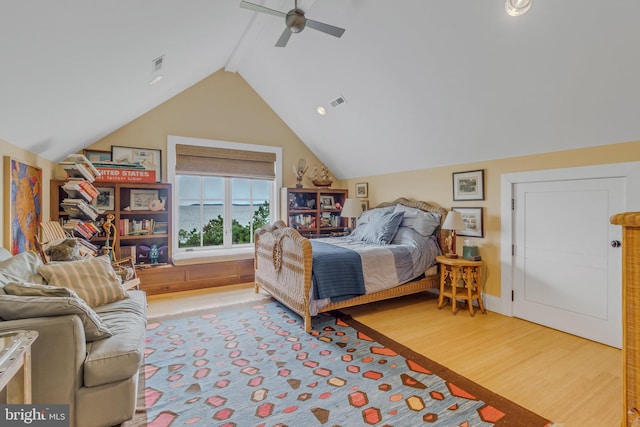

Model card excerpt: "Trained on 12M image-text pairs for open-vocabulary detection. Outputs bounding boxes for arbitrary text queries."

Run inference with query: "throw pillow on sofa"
[38,256,128,307]
[0,282,112,342]
[0,250,45,288]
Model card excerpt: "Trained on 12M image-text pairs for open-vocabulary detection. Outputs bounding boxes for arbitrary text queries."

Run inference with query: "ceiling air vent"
[152,55,165,73]
[330,95,347,108]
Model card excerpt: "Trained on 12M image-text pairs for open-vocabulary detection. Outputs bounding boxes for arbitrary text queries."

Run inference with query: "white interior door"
[512,177,623,348]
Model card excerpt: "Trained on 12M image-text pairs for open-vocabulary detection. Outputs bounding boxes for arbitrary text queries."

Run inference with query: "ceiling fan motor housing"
[286,9,306,33]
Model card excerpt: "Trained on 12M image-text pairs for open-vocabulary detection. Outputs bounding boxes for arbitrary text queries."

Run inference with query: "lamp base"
[445,253,459,259]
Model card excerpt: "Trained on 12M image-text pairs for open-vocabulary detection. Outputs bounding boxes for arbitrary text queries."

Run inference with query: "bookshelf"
[50,180,172,265]
[280,187,348,237]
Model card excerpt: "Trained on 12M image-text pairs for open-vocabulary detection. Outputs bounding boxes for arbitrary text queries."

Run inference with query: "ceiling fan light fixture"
[505,0,532,17]
[286,9,306,33]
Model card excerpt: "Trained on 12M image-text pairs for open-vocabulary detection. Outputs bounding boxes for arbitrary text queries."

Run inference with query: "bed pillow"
[358,211,405,245]
[0,282,112,342]
[38,256,127,308]
[356,205,396,226]
[0,250,45,288]
[393,204,441,237]
[350,206,396,240]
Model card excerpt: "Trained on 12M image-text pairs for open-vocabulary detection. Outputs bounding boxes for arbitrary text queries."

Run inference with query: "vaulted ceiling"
[1,1,639,179]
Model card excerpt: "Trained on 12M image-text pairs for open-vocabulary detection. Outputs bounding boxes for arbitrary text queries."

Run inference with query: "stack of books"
[62,179,99,203]
[61,198,102,220]
[63,219,101,240]
[60,154,102,182]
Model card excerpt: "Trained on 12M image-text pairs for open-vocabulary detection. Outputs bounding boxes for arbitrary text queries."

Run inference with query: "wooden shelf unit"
[50,180,172,265]
[281,187,348,237]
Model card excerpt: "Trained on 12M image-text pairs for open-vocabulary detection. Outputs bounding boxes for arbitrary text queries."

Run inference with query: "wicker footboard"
[255,220,315,330]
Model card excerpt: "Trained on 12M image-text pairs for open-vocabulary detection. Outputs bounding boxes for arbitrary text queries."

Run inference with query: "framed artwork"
[3,157,43,255]
[152,221,168,235]
[111,145,162,182]
[355,182,368,198]
[93,187,115,211]
[319,195,335,209]
[83,149,111,163]
[130,189,159,210]
[360,200,369,212]
[452,169,484,201]
[451,207,484,238]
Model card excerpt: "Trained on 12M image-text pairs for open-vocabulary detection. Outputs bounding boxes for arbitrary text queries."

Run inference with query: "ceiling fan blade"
[306,19,345,38]
[275,28,292,47]
[240,1,286,18]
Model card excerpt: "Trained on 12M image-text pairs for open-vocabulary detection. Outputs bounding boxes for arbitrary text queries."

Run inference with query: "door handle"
[610,240,621,248]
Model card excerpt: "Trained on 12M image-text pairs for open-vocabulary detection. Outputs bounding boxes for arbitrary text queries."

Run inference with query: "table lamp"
[340,198,363,231]
[442,211,465,258]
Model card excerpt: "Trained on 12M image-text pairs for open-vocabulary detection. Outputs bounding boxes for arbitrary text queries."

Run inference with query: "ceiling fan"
[240,0,345,47]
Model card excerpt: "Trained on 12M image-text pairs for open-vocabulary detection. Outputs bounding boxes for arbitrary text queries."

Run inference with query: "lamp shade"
[442,211,465,231]
[340,198,363,218]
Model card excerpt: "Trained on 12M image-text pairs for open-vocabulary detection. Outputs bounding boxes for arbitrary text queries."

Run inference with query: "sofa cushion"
[0,284,112,342]
[0,248,11,262]
[84,290,147,387]
[0,251,44,289]
[38,256,128,307]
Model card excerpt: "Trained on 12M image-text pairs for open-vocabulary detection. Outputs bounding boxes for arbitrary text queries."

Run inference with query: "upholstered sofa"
[0,247,147,427]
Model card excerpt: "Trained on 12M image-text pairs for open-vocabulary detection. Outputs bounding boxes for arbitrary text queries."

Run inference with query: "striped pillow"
[38,256,127,307]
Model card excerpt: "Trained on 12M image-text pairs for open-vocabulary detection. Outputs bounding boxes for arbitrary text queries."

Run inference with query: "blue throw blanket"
[310,240,366,302]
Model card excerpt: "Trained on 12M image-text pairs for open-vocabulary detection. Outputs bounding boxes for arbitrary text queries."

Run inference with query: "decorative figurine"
[293,159,308,188]
[102,213,118,261]
[148,197,166,211]
[149,244,159,264]
[311,164,333,188]
[139,244,168,265]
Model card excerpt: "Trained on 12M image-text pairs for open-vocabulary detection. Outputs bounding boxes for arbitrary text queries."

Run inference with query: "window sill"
[172,247,254,266]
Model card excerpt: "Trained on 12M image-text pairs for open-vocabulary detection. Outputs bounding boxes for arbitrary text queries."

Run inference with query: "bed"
[254,197,448,332]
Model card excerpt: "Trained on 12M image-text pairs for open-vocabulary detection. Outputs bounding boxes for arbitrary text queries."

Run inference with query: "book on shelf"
[77,239,98,257]
[62,219,99,240]
[119,218,153,236]
[62,179,98,203]
[63,154,102,179]
[61,198,101,220]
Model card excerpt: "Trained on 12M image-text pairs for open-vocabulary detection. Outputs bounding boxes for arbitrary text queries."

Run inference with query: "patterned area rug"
[139,301,553,427]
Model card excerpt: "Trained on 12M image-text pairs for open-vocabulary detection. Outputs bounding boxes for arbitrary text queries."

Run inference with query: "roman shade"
[176,144,276,179]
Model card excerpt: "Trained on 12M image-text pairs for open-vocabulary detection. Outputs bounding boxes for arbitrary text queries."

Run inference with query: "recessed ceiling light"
[505,0,532,16]
[149,75,163,85]
[317,106,326,115]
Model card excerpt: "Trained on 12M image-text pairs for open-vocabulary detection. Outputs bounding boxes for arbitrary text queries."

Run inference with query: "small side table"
[0,330,38,403]
[436,255,486,316]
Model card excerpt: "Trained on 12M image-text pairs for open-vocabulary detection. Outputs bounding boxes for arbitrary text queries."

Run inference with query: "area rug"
[140,300,554,426]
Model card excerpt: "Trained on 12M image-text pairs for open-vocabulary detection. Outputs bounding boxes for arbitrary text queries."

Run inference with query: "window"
[168,136,282,256]
[175,175,272,249]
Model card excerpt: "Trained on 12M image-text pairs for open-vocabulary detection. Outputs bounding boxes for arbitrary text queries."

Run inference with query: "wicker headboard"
[375,197,448,251]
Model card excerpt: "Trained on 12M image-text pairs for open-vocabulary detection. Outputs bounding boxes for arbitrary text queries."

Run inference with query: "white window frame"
[167,135,282,263]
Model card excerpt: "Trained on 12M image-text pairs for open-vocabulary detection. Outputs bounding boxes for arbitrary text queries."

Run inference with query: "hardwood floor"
[146,285,622,427]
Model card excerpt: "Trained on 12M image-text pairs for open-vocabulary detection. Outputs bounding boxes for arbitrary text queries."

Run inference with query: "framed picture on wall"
[360,200,369,212]
[319,195,335,209]
[111,146,162,182]
[451,207,484,238]
[130,189,159,210]
[4,156,43,254]
[93,187,115,211]
[83,149,112,163]
[452,169,484,201]
[355,182,368,198]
